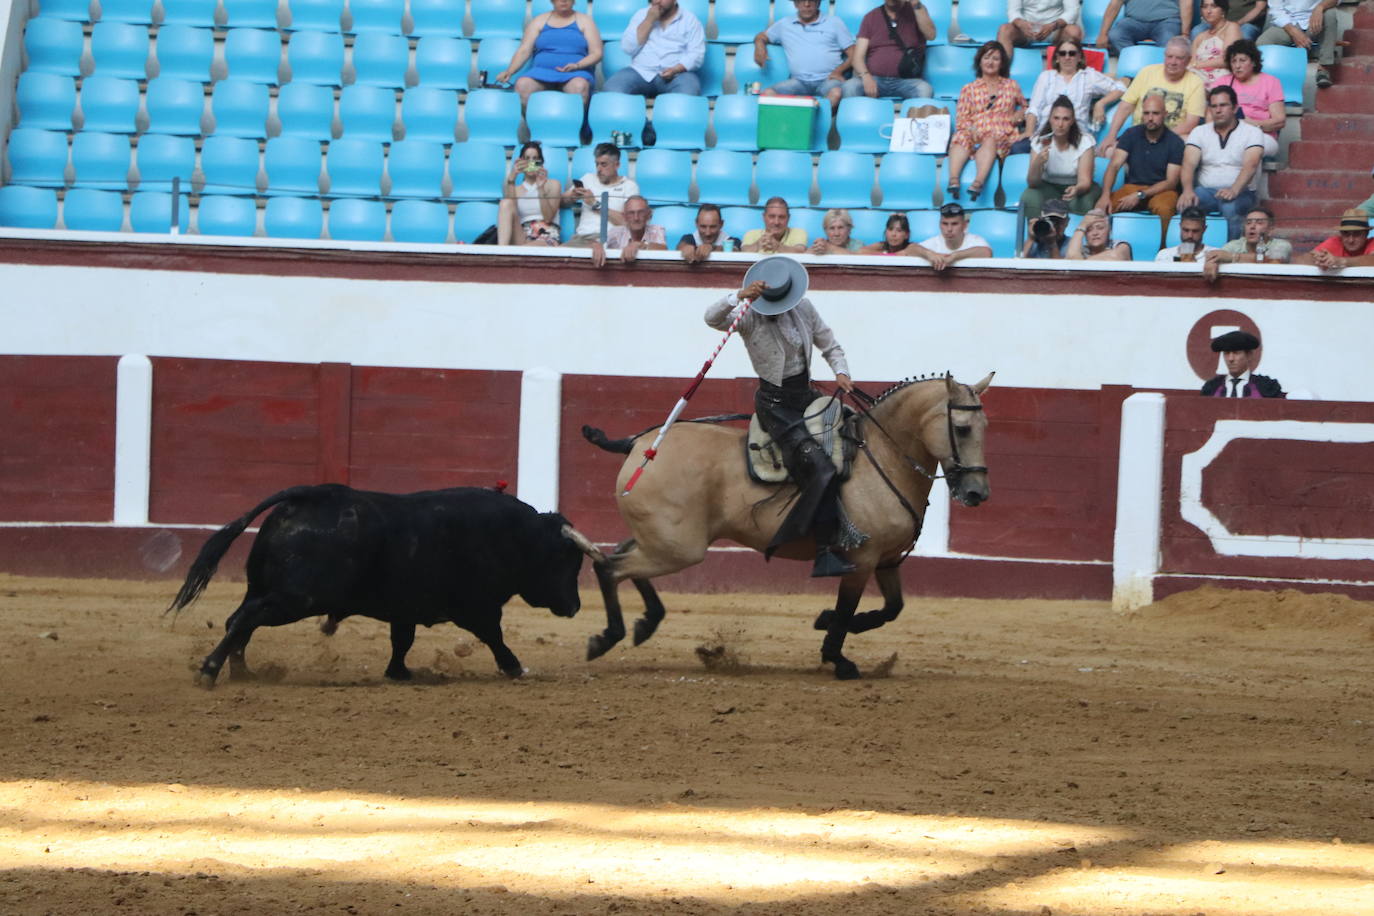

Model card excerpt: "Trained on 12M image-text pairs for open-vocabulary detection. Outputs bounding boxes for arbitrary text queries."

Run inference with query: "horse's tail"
[163,485,316,617]
[581,424,637,455]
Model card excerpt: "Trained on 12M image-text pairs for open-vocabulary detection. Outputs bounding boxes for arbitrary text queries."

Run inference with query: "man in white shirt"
[1154,207,1218,262]
[909,203,994,269]
[561,143,640,247]
[602,0,707,97]
[1177,84,1264,241]
[998,0,1084,58]
[1258,0,1340,88]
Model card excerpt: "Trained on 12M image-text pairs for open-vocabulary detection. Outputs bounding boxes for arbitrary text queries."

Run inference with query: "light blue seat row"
[191,194,482,242]
[0,185,186,232]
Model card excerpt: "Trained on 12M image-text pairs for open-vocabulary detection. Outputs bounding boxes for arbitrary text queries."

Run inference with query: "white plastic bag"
[882,112,951,154]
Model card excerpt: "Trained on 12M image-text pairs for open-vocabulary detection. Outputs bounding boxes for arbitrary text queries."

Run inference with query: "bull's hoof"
[193,670,218,690]
[586,633,619,661]
[384,665,412,681]
[632,617,659,646]
[814,609,835,630]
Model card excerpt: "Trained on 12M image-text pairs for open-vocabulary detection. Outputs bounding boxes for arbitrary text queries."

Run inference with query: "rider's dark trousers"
[755,373,840,555]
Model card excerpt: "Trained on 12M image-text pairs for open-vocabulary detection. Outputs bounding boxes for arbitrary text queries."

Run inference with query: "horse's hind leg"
[587,558,627,661]
[631,578,666,646]
[814,565,904,634]
[820,574,869,680]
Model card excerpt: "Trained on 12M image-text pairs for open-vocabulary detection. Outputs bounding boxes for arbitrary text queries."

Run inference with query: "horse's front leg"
[814,565,904,634]
[820,573,869,680]
[586,559,626,661]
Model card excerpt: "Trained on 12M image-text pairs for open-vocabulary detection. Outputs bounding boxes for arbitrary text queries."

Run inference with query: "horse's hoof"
[501,665,527,679]
[814,609,835,630]
[226,667,257,682]
[632,618,658,646]
[193,670,218,690]
[828,658,861,680]
[384,665,412,681]
[586,634,616,661]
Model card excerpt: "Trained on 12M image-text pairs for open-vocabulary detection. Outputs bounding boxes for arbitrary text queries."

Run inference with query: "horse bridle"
[850,386,986,485]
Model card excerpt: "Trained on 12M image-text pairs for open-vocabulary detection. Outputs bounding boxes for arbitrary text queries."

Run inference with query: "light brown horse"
[580,372,993,679]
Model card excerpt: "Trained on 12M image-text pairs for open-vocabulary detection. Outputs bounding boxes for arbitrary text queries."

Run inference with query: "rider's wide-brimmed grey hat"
[743,255,809,316]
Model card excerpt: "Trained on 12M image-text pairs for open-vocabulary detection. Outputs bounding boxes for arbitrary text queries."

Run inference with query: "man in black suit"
[1200,329,1285,398]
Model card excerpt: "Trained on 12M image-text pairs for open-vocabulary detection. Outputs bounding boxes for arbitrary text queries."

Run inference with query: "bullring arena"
[4,0,1374,907]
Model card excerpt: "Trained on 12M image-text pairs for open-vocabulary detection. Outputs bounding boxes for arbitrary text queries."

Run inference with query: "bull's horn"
[561,524,607,564]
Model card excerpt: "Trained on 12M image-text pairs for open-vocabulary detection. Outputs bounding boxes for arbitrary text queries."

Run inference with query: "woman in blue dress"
[496,0,603,107]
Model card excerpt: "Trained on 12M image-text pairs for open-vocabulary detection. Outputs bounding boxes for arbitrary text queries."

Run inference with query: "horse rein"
[848,385,986,485]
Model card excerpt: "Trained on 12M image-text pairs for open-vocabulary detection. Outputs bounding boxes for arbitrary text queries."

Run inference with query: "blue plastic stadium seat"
[647,94,708,150]
[1010,48,1044,97]
[999,152,1032,208]
[953,0,1001,43]
[385,138,445,198]
[210,79,271,137]
[1111,212,1163,260]
[678,0,707,28]
[469,0,524,38]
[570,144,595,183]
[145,77,208,135]
[348,0,404,33]
[275,80,336,138]
[525,91,586,149]
[540,144,571,186]
[877,151,938,209]
[134,132,196,190]
[414,36,471,89]
[90,21,151,78]
[200,134,263,193]
[713,0,768,44]
[23,17,86,76]
[16,73,77,131]
[283,0,343,31]
[129,190,189,231]
[474,36,525,85]
[79,76,144,135]
[71,130,133,189]
[907,207,942,238]
[327,197,387,239]
[400,86,458,142]
[351,31,410,87]
[694,149,754,206]
[849,207,891,245]
[225,28,284,83]
[587,91,646,146]
[447,141,506,199]
[731,45,789,94]
[808,102,833,153]
[1260,45,1306,106]
[223,0,281,27]
[160,0,220,26]
[653,204,695,246]
[953,156,998,208]
[831,0,873,33]
[338,84,398,140]
[462,88,521,145]
[719,205,760,238]
[836,97,894,153]
[313,134,374,193]
[264,195,324,237]
[633,148,692,204]
[1081,0,1109,46]
[1116,45,1163,80]
[699,43,726,98]
[788,206,823,244]
[711,94,759,151]
[817,150,875,209]
[408,0,464,37]
[924,45,974,99]
[196,194,259,234]
[6,129,71,187]
[449,200,494,242]
[62,187,125,230]
[0,186,60,228]
[154,24,215,81]
[592,0,637,41]
[285,29,344,84]
[37,0,93,21]
[97,0,155,24]
[598,40,630,86]
[394,198,453,242]
[970,209,1017,257]
[755,149,813,207]
[263,135,324,194]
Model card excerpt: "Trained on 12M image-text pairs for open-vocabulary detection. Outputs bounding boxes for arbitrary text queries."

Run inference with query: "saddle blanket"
[745,396,856,485]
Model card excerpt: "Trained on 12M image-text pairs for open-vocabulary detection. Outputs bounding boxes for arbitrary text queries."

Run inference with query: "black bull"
[166,484,605,687]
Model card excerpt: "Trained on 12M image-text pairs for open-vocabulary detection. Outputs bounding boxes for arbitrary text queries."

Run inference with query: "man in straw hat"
[1200,329,1285,398]
[704,257,857,577]
[1301,209,1374,271]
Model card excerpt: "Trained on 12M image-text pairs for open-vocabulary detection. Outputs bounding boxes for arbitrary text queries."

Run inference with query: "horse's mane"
[870,372,952,407]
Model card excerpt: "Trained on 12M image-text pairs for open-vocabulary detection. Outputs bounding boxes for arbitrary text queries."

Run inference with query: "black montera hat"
[1211,330,1260,352]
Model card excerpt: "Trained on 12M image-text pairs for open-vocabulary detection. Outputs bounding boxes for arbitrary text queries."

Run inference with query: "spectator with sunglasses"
[946,42,1027,203]
[1022,39,1124,146]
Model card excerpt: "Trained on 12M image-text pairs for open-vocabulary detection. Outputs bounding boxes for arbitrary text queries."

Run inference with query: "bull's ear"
[972,371,995,394]
[561,524,606,564]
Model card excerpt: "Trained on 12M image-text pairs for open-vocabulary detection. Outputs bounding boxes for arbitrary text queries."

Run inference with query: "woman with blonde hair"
[810,208,863,254]
[1066,209,1132,260]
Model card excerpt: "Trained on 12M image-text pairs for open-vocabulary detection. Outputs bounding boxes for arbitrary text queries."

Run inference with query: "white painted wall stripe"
[113,354,153,525]
[517,367,562,513]
[1112,392,1167,611]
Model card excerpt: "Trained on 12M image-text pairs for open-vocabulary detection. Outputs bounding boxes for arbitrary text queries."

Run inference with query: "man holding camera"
[1155,207,1218,262]
[1022,198,1071,258]
[842,0,938,101]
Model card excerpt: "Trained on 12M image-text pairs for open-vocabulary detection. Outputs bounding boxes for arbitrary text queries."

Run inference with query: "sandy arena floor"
[0,573,1371,915]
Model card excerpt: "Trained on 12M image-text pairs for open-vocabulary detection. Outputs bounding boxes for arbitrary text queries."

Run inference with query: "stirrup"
[811,548,856,578]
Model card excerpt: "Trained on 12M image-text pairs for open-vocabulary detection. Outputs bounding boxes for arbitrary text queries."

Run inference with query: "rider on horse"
[704,258,857,578]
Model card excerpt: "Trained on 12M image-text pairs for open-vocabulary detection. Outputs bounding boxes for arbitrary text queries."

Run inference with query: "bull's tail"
[163,485,317,617]
[581,424,637,455]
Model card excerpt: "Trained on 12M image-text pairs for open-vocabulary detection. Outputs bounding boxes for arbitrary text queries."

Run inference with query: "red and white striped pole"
[620,296,756,496]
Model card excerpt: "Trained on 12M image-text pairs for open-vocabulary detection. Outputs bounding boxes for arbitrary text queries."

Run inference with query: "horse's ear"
[944,373,958,398]
[972,371,995,394]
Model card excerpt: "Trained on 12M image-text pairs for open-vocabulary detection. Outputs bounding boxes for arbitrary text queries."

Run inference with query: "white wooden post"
[517,367,562,512]
[113,354,153,524]
[1112,392,1167,611]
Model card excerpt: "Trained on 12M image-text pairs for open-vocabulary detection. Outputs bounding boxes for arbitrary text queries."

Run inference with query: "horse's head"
[909,372,992,507]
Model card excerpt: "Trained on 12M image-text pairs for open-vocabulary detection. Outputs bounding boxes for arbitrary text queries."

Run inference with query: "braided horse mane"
[869,371,955,407]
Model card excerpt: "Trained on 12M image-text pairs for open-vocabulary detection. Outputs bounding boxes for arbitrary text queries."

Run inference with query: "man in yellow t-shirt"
[742,197,809,253]
[1097,37,1204,156]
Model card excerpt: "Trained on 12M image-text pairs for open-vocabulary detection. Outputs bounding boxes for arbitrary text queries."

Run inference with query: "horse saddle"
[745,396,858,485]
